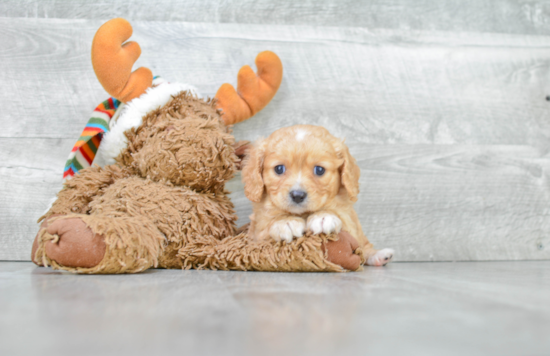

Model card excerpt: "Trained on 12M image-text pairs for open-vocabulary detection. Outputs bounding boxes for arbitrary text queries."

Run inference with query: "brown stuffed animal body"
[31,18,371,274]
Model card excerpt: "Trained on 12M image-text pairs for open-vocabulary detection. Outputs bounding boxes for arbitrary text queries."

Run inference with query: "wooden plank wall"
[1,0,550,261]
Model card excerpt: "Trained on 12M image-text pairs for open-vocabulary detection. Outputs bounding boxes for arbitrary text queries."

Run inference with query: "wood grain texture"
[0,138,72,260]
[2,18,550,146]
[1,15,549,261]
[2,261,550,355]
[3,0,550,35]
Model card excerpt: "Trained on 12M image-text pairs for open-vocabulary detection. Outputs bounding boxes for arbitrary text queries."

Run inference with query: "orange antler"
[215,51,283,125]
[91,18,153,103]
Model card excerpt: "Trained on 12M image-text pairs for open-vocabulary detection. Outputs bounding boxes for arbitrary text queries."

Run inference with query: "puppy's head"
[242,125,360,214]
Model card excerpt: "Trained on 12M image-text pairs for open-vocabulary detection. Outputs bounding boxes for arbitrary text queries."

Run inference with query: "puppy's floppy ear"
[242,139,267,202]
[335,140,360,202]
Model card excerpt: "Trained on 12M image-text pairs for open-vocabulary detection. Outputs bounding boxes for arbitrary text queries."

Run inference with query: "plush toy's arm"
[215,51,283,126]
[322,231,363,270]
[178,230,364,272]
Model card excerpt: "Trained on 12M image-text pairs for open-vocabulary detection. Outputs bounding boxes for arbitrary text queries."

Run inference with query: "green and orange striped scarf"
[63,97,120,181]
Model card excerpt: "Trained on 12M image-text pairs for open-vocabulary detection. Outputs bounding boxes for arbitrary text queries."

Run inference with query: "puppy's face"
[242,125,360,214]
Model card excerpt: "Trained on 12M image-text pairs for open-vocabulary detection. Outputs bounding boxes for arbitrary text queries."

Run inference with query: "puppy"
[242,125,394,266]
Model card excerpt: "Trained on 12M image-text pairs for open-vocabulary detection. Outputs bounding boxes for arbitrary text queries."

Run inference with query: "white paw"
[269,218,306,243]
[366,248,395,266]
[307,213,342,235]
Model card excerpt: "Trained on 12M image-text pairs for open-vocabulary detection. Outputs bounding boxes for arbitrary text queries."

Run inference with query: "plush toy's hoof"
[33,213,163,274]
[32,214,63,266]
[31,237,42,266]
[32,226,46,266]
[44,217,106,268]
[323,231,362,271]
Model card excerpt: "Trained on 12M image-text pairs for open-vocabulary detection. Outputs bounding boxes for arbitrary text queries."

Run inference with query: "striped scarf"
[63,97,121,181]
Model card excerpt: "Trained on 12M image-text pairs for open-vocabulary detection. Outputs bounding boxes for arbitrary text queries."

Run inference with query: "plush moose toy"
[31,18,364,274]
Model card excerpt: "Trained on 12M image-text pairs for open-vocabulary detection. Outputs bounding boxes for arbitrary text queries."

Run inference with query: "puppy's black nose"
[290,190,307,204]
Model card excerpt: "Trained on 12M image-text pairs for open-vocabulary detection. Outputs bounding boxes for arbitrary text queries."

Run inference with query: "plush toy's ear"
[242,139,267,202]
[233,141,252,171]
[216,51,283,125]
[91,18,153,103]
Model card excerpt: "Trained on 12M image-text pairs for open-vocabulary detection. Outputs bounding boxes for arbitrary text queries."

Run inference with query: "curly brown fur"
[34,91,239,273]
[39,165,131,221]
[36,214,164,274]
[179,228,365,272]
[117,92,236,193]
[89,177,236,268]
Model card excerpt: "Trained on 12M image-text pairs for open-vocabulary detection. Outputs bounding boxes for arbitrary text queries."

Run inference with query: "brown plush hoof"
[44,217,107,268]
[31,235,42,266]
[323,231,362,271]
[32,214,64,266]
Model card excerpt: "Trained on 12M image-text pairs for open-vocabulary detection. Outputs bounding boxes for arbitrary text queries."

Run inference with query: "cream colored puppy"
[242,125,394,266]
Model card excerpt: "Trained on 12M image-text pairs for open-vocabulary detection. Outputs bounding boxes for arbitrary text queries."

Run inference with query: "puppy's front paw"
[269,218,306,243]
[366,248,394,266]
[307,213,342,235]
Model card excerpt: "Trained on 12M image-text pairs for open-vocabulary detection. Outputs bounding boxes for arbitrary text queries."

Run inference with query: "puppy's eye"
[274,165,286,175]
[314,166,325,176]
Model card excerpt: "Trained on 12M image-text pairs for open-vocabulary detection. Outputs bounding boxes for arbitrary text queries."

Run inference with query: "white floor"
[1,261,549,356]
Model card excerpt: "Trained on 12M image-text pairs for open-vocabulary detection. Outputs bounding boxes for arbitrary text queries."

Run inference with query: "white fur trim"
[94,82,199,167]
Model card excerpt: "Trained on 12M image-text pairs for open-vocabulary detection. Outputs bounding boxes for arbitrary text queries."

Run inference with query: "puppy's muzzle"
[290,190,307,204]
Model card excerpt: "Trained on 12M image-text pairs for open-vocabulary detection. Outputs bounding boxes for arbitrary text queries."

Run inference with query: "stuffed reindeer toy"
[31,18,367,274]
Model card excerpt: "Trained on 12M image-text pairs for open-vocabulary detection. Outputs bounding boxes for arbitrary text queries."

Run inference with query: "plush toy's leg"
[34,173,236,273]
[40,165,130,221]
[32,165,131,267]
[33,214,164,274]
[87,176,237,270]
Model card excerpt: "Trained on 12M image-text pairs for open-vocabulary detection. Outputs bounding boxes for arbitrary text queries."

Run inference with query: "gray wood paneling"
[3,18,550,146]
[0,138,71,260]
[3,0,550,35]
[1,10,549,261]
